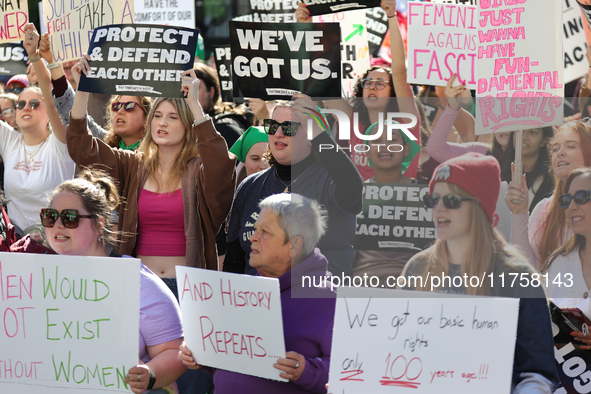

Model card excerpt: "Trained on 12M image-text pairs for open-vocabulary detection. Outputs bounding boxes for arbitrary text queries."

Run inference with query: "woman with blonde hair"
[66,55,236,298]
[401,153,558,391]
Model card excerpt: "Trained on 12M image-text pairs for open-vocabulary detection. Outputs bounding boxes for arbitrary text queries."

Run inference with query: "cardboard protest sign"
[365,7,389,57]
[78,24,198,97]
[176,267,286,381]
[407,2,477,89]
[352,183,436,251]
[313,10,370,97]
[214,45,233,102]
[0,42,28,75]
[0,253,140,394]
[303,0,381,15]
[475,0,564,135]
[42,0,134,63]
[232,0,297,23]
[229,21,341,100]
[328,287,520,393]
[0,0,28,44]
[134,0,195,28]
[564,0,589,84]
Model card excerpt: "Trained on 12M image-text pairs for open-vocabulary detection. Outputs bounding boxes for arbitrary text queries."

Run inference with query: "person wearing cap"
[5,74,30,95]
[229,125,269,185]
[352,120,421,285]
[400,153,558,392]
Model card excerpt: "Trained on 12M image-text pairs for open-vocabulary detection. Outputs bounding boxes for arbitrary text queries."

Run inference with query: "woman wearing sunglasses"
[401,153,558,391]
[296,0,420,181]
[223,94,362,277]
[506,121,591,271]
[41,169,186,393]
[0,24,76,235]
[66,56,236,297]
[545,168,591,337]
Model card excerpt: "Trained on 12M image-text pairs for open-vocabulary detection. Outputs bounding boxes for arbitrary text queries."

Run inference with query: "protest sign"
[352,183,436,252]
[229,21,341,100]
[134,0,194,28]
[564,0,589,84]
[303,0,380,15]
[365,7,389,57]
[42,0,134,63]
[176,266,286,381]
[550,302,591,394]
[313,10,370,97]
[232,0,297,23]
[78,24,198,98]
[0,253,140,394]
[328,287,520,393]
[407,2,477,89]
[214,45,234,102]
[0,42,28,75]
[475,0,563,135]
[0,0,28,44]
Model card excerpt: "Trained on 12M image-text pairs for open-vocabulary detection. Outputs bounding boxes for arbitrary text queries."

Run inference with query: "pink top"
[135,188,186,256]
[426,105,488,162]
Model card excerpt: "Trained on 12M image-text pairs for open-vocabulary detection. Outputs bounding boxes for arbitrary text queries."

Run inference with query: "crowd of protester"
[3,0,591,392]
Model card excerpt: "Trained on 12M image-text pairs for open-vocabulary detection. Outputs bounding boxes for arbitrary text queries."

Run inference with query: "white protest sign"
[475,0,563,135]
[314,10,371,97]
[134,0,195,28]
[0,253,140,393]
[407,2,477,89]
[431,0,476,4]
[564,0,589,83]
[176,267,286,381]
[42,0,135,63]
[328,287,519,393]
[0,0,28,44]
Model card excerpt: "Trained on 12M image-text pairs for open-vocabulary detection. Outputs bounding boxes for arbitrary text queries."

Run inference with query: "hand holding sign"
[22,23,39,60]
[274,351,306,381]
[293,93,325,139]
[504,163,528,215]
[179,342,203,370]
[181,69,207,124]
[381,0,397,18]
[571,331,591,350]
[295,2,312,23]
[71,54,91,88]
[39,33,53,64]
[445,75,466,111]
[248,98,271,122]
[125,363,153,394]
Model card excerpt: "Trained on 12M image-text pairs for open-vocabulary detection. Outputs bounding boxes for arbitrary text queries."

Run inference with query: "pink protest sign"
[475,0,563,135]
[407,2,477,89]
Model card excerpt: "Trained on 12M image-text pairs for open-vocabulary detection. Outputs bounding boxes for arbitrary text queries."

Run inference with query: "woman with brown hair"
[506,121,591,271]
[66,55,236,297]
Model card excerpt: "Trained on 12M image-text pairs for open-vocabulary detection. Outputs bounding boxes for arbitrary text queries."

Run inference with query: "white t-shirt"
[0,123,75,230]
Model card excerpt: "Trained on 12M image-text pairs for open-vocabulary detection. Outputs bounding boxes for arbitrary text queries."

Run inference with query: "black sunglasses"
[6,87,24,94]
[111,101,144,113]
[15,99,41,110]
[559,190,591,209]
[40,208,97,229]
[422,194,475,209]
[262,119,300,137]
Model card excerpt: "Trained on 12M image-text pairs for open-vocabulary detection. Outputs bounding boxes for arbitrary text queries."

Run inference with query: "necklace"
[23,136,49,165]
[275,165,312,193]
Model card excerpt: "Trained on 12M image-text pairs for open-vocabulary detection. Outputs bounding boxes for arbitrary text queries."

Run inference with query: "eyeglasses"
[0,108,13,117]
[40,208,97,229]
[422,194,475,209]
[559,190,591,209]
[361,78,390,90]
[6,87,24,94]
[15,99,41,110]
[262,119,300,137]
[111,101,144,113]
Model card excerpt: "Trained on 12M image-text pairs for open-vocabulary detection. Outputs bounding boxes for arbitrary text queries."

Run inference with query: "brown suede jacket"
[66,115,236,270]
